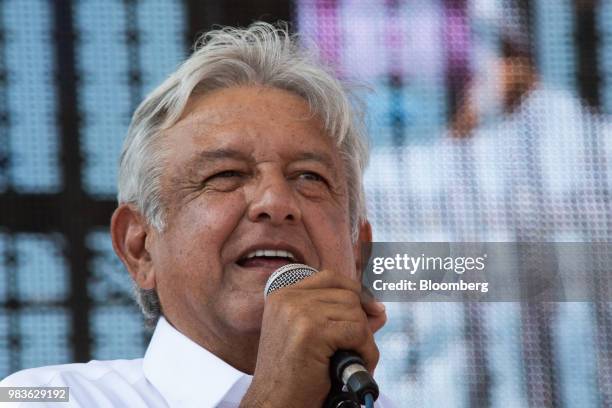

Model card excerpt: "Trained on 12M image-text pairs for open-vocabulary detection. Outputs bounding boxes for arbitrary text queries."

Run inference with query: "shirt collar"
[143,316,251,408]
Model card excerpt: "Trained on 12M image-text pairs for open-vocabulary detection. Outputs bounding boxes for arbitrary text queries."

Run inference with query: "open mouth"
[236,249,297,269]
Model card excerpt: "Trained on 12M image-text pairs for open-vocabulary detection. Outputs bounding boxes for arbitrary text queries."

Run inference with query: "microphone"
[264,263,380,407]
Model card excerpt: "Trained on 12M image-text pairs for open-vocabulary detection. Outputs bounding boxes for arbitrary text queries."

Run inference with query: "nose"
[247,172,302,225]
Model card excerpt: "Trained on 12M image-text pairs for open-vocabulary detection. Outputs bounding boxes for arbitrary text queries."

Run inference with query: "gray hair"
[117,22,369,328]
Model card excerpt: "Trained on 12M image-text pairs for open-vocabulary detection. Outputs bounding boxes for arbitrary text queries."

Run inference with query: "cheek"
[303,201,355,276]
[160,193,247,270]
[175,192,247,239]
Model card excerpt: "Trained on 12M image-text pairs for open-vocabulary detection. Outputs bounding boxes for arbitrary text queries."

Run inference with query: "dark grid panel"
[0,233,71,378]
[0,313,8,375]
[137,0,187,96]
[2,0,60,193]
[16,234,68,303]
[602,1,612,114]
[0,233,69,306]
[0,4,8,193]
[19,308,71,370]
[75,0,186,197]
[75,0,132,197]
[0,0,188,378]
[91,305,147,361]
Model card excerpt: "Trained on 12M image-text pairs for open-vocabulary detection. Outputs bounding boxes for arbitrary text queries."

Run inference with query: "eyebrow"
[293,151,338,173]
[184,148,338,173]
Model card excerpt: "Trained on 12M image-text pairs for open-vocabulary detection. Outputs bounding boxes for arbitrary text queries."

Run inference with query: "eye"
[202,170,246,184]
[200,170,246,191]
[299,171,325,181]
[211,170,243,179]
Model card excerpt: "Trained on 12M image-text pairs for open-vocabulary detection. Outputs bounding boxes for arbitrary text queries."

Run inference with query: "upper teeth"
[245,249,296,260]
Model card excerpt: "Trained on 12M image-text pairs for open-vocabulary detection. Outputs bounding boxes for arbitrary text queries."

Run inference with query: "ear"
[110,204,156,290]
[353,220,373,279]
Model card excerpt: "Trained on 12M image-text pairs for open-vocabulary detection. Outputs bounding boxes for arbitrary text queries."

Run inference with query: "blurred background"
[0,0,611,406]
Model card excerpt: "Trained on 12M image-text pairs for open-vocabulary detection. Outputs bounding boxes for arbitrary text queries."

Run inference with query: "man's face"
[148,86,361,341]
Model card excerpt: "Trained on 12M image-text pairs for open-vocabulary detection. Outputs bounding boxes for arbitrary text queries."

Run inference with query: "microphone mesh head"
[264,263,318,298]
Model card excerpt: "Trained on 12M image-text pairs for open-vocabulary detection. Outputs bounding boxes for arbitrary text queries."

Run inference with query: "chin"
[222,301,265,335]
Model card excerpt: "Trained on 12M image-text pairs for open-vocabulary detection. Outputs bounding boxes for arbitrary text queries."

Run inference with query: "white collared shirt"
[1,317,393,407]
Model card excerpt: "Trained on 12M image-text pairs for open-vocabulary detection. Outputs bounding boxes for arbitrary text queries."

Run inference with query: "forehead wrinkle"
[170,88,320,135]
[186,148,254,172]
[169,108,227,135]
